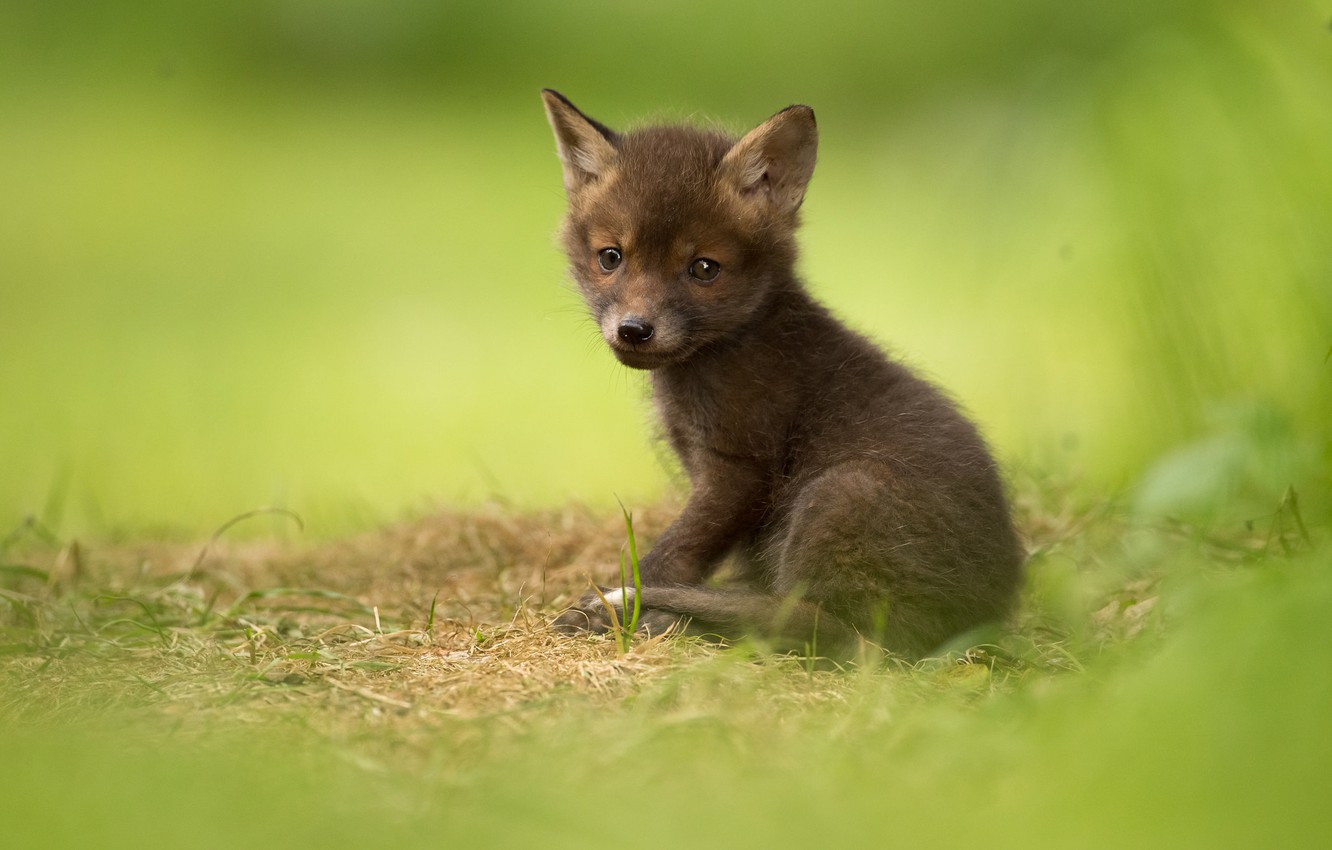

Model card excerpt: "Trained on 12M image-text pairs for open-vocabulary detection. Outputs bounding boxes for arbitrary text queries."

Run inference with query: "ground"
[1,479,1328,849]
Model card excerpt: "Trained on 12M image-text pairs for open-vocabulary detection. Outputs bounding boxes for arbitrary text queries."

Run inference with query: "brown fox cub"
[542,90,1023,658]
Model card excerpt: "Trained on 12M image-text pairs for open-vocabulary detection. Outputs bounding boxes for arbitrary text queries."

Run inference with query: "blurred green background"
[2,0,1329,538]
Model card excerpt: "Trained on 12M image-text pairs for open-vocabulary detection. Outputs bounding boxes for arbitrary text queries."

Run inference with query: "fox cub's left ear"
[541,89,619,194]
[721,105,818,214]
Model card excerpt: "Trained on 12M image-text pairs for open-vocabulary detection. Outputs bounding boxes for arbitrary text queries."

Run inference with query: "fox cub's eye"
[597,247,623,272]
[688,257,721,284]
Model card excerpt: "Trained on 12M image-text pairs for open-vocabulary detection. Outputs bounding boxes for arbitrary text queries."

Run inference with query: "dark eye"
[688,257,721,283]
[597,247,622,272]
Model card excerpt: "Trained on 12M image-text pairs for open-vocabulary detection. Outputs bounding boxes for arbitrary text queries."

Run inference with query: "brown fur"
[543,91,1023,659]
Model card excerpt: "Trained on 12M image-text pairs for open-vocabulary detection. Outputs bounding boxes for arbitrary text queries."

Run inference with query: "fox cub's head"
[542,91,817,370]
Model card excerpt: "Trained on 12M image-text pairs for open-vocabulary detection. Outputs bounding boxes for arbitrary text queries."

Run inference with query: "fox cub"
[543,91,1023,658]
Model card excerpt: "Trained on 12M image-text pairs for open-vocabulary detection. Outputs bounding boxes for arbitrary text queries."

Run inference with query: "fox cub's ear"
[721,105,818,213]
[541,90,619,193]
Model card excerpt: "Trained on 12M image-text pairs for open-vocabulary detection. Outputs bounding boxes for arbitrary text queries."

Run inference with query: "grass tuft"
[616,498,643,649]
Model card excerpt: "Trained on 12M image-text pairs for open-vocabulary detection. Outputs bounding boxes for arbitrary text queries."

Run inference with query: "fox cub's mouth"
[608,343,680,370]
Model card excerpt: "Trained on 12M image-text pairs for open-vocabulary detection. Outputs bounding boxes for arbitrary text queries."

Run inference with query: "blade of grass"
[618,499,642,636]
[426,591,440,642]
[188,507,304,580]
[0,565,49,582]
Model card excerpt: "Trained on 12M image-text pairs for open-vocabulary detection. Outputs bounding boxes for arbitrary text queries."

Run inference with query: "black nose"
[617,318,655,345]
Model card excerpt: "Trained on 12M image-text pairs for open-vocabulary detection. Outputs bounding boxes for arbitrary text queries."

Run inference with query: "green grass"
[616,501,644,646]
[1,485,1328,848]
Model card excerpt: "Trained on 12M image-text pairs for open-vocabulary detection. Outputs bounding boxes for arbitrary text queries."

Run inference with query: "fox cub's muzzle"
[602,309,683,369]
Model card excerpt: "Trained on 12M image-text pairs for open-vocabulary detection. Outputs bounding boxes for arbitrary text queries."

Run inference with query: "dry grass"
[4,478,1287,740]
[3,500,898,739]
[2,502,667,727]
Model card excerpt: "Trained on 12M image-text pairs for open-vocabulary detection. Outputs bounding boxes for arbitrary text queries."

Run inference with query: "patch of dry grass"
[0,482,1175,736]
[8,469,1315,748]
[3,502,666,727]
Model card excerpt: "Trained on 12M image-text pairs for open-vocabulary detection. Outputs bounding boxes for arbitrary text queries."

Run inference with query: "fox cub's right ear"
[721,105,818,214]
[541,90,619,193]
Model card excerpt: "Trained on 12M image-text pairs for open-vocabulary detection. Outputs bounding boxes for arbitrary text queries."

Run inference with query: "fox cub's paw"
[552,588,683,637]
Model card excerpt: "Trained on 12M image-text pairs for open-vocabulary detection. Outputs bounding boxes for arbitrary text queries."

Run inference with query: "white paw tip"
[600,587,636,606]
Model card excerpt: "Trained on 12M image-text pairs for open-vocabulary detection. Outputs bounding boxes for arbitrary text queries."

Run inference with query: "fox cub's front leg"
[552,460,766,634]
[631,455,771,585]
